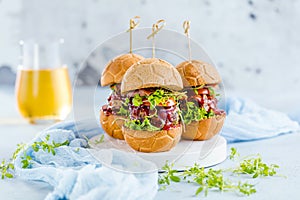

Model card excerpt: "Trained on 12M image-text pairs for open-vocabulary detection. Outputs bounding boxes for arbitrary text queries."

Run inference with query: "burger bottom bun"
[123,126,182,153]
[100,110,125,140]
[182,113,226,141]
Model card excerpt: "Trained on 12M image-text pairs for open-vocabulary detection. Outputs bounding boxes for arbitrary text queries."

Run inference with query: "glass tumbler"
[15,39,72,124]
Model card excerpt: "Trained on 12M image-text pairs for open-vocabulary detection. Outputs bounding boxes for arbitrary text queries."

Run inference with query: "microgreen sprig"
[158,148,281,197]
[0,160,14,179]
[159,162,256,196]
[158,162,181,186]
[94,135,105,144]
[229,147,240,160]
[229,148,280,178]
[183,164,256,196]
[31,134,69,156]
[1,134,70,178]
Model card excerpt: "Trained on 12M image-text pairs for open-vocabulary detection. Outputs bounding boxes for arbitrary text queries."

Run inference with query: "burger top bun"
[121,58,183,93]
[176,60,221,87]
[101,53,144,86]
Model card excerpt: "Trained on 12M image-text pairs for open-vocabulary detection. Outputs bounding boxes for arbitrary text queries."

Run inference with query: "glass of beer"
[15,39,72,124]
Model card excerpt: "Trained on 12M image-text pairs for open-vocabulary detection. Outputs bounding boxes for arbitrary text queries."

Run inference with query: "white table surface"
[1,86,300,200]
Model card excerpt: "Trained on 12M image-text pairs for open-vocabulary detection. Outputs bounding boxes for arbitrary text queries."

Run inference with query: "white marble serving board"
[89,134,227,171]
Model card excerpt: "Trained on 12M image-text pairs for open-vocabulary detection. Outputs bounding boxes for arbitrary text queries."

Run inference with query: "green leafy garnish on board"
[158,148,281,197]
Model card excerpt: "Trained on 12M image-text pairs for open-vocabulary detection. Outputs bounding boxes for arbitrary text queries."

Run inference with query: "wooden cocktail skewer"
[183,20,192,62]
[147,19,166,58]
[127,16,140,53]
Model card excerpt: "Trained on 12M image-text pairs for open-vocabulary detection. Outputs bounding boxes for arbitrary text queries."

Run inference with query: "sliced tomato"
[139,89,154,97]
[142,98,151,106]
[197,88,209,95]
[158,98,176,107]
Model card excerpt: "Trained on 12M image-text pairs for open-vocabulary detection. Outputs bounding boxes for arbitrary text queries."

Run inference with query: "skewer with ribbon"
[147,19,166,58]
[127,16,140,53]
[183,20,192,62]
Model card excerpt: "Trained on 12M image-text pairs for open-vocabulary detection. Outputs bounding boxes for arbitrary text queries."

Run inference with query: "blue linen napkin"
[14,128,158,200]
[13,97,299,199]
[221,97,300,143]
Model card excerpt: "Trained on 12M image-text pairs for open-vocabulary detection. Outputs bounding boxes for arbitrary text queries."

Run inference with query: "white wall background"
[0,0,300,113]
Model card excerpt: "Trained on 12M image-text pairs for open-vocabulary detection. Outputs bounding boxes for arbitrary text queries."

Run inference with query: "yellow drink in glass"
[15,39,72,124]
[15,66,72,123]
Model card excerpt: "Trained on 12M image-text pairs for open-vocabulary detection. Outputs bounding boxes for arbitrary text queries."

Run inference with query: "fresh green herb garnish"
[31,134,69,156]
[229,147,240,160]
[0,160,14,179]
[1,143,27,178]
[12,143,26,160]
[159,163,256,196]
[234,156,279,178]
[0,134,70,176]
[230,147,280,178]
[158,148,281,197]
[158,162,181,187]
[20,134,69,169]
[183,165,256,196]
[82,135,91,147]
[229,148,279,178]
[94,135,105,144]
[21,154,32,169]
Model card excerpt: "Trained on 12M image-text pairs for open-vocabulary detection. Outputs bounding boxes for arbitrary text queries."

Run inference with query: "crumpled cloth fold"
[221,97,299,142]
[14,128,158,200]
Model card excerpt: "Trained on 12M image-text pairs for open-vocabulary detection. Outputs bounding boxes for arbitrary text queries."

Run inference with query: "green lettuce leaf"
[182,101,215,125]
[125,118,161,131]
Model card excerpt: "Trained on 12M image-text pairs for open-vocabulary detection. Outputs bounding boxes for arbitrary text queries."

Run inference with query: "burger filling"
[124,88,185,131]
[101,83,129,117]
[179,85,225,124]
